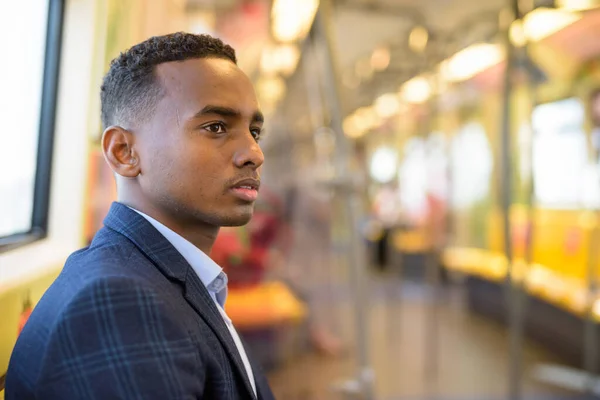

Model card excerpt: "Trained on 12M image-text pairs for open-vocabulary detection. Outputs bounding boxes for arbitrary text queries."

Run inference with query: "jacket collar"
[103,202,257,399]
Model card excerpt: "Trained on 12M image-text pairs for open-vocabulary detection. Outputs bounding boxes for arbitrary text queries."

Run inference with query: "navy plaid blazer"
[5,202,275,400]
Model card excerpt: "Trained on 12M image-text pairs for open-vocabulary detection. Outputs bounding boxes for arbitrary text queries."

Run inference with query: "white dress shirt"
[129,207,257,397]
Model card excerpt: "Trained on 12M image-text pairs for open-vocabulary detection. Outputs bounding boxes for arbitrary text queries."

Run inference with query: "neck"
[119,196,219,255]
[171,222,219,255]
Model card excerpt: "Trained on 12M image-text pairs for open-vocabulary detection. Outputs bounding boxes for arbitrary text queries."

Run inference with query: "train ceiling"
[180,0,600,147]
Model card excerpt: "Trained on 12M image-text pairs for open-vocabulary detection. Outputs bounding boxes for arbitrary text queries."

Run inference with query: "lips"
[232,178,260,190]
[230,178,260,202]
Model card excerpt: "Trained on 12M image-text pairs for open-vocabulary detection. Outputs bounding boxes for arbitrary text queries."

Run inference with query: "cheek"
[178,147,231,196]
[142,136,236,201]
[145,145,175,177]
[138,140,182,193]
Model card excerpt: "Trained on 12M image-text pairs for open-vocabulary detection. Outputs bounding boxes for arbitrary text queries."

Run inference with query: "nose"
[233,132,264,170]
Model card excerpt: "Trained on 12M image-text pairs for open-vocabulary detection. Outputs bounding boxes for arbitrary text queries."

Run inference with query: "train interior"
[3,0,600,399]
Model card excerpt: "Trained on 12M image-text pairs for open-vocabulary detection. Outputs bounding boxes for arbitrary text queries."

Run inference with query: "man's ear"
[101,126,141,178]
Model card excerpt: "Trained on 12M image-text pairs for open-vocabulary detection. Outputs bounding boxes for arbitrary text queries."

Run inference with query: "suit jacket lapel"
[244,344,275,400]
[237,331,275,400]
[183,272,257,399]
[103,202,257,399]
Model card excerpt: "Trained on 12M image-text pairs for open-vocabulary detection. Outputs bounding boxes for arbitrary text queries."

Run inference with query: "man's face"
[135,57,264,227]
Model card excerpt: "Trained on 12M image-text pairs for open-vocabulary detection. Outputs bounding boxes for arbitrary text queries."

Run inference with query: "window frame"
[0,0,66,252]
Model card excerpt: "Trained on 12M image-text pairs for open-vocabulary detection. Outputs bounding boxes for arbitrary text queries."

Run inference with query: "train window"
[532,98,592,208]
[399,137,428,220]
[450,122,493,209]
[0,0,64,250]
[398,133,448,224]
[425,133,449,202]
[369,146,398,184]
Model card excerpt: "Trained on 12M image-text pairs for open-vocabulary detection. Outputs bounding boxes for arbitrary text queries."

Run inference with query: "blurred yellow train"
[383,9,600,323]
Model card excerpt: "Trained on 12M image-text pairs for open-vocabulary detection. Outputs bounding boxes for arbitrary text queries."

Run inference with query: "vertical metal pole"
[302,35,344,346]
[303,38,325,132]
[522,76,535,310]
[314,0,375,398]
[424,75,441,399]
[520,24,538,400]
[584,214,600,392]
[583,129,600,391]
[313,1,350,170]
[499,1,522,399]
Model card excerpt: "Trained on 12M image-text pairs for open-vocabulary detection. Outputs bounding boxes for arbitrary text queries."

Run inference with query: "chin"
[218,208,254,227]
[220,216,253,227]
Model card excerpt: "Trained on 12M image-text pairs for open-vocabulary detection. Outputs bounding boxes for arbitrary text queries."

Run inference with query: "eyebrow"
[194,105,264,124]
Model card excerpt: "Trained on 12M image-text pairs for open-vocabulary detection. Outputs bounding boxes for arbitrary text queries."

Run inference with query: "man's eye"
[250,128,262,141]
[205,123,226,133]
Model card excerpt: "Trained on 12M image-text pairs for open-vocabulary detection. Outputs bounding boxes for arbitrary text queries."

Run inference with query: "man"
[6,32,275,400]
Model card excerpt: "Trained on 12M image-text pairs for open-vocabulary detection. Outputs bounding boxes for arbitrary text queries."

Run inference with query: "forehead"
[155,58,258,115]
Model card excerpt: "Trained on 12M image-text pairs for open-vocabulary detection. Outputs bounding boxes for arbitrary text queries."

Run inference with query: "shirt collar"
[128,207,225,295]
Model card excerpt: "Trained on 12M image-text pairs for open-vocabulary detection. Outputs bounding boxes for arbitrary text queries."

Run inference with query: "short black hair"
[100,32,237,130]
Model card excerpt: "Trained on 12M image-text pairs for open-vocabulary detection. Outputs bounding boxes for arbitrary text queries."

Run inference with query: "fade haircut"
[100,32,237,130]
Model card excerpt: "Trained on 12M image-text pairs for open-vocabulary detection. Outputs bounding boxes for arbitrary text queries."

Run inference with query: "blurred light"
[594,298,600,319]
[370,147,398,183]
[409,26,429,53]
[355,58,374,80]
[188,11,216,35]
[450,122,493,209]
[440,43,504,82]
[343,115,365,139]
[256,75,286,104]
[354,106,380,130]
[510,20,527,47]
[398,138,427,217]
[260,44,300,76]
[343,107,381,139]
[343,70,360,89]
[521,7,581,41]
[400,76,431,104]
[557,0,600,10]
[374,93,401,118]
[271,0,319,43]
[371,46,391,71]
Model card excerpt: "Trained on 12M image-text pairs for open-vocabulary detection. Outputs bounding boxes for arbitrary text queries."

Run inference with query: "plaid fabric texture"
[5,202,274,400]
